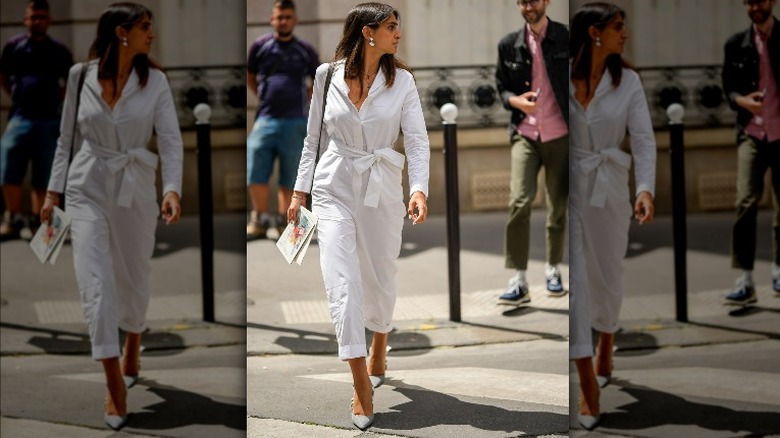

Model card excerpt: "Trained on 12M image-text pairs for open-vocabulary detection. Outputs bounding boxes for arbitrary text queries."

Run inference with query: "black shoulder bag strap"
[68,63,87,166]
[312,62,334,188]
[301,62,333,210]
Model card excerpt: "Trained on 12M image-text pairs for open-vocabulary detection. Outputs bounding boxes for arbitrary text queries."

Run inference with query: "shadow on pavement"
[399,213,521,259]
[690,319,780,340]
[152,214,246,258]
[377,381,568,435]
[462,316,568,343]
[602,380,780,435]
[1,322,189,356]
[625,211,772,260]
[1,322,92,354]
[248,322,336,353]
[247,322,435,357]
[129,378,245,431]
[613,330,659,357]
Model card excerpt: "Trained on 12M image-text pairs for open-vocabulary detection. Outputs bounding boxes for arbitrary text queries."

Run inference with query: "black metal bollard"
[441,103,461,322]
[667,103,688,323]
[194,103,215,323]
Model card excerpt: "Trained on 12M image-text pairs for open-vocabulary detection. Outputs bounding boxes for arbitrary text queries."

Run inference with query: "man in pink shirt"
[722,0,780,303]
[495,0,569,304]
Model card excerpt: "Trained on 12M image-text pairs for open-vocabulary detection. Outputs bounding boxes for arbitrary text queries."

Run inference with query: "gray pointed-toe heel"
[369,374,385,389]
[104,414,128,430]
[596,374,611,388]
[577,413,601,430]
[123,375,139,389]
[350,388,375,430]
[351,413,375,430]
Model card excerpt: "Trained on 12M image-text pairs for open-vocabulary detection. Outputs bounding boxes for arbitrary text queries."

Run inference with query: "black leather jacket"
[495,19,569,142]
[722,17,780,141]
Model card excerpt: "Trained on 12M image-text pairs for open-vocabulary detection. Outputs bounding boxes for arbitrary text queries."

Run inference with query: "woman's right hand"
[40,191,60,226]
[287,191,307,225]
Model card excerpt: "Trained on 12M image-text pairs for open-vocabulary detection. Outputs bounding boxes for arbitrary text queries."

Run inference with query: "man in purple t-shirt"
[0,0,73,240]
[246,0,319,239]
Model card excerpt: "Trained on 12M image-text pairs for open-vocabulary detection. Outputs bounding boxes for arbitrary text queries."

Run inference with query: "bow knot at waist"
[329,141,405,207]
[82,140,158,207]
[573,147,631,208]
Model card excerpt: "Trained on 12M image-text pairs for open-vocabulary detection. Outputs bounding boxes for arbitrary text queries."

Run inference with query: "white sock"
[545,264,558,275]
[773,265,780,278]
[739,270,754,286]
[513,270,526,283]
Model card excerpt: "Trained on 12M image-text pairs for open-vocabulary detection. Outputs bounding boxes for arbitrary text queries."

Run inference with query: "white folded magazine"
[276,207,318,265]
[29,206,71,265]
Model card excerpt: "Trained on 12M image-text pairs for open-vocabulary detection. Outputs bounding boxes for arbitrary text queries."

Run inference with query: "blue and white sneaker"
[498,276,530,305]
[545,265,566,296]
[724,281,757,305]
[773,266,780,296]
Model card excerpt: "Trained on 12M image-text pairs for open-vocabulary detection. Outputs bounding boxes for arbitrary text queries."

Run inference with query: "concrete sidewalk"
[248,209,779,438]
[1,213,248,438]
[570,210,780,437]
[2,208,777,437]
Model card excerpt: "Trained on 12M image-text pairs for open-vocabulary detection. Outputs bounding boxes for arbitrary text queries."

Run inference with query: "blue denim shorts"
[0,116,60,188]
[247,117,307,188]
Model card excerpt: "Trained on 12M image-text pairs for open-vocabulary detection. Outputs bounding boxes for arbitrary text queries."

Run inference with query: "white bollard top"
[666,103,685,124]
[194,103,212,124]
[440,103,458,124]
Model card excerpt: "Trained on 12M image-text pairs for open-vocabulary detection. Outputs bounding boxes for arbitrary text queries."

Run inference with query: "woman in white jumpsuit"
[569,3,656,430]
[288,3,429,431]
[40,3,182,430]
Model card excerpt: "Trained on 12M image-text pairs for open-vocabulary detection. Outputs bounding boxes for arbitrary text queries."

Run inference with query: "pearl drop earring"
[595,37,602,47]
[369,37,375,47]
[122,37,128,47]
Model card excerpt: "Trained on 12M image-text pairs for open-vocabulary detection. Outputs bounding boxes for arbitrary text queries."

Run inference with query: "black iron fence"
[639,65,736,129]
[162,64,736,131]
[166,64,246,129]
[413,64,736,130]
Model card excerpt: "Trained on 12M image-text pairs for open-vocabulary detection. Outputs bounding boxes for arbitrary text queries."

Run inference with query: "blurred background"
[570,0,773,214]
[0,0,248,215]
[247,0,568,215]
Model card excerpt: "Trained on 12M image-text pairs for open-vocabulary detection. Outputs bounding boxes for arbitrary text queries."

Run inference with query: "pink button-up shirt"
[517,19,568,143]
[745,18,780,142]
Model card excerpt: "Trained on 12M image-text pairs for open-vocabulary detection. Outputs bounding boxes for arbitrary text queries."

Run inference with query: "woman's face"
[369,14,401,55]
[595,15,628,55]
[123,14,154,55]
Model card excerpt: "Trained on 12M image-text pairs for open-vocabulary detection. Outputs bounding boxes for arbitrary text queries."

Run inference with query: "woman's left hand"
[407,191,428,225]
[161,191,181,225]
[634,191,654,225]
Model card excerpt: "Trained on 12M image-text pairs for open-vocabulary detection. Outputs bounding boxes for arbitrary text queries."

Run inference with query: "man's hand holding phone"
[512,88,541,115]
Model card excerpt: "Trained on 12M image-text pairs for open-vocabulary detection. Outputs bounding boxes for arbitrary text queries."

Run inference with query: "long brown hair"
[570,2,634,97]
[334,2,411,96]
[88,2,161,98]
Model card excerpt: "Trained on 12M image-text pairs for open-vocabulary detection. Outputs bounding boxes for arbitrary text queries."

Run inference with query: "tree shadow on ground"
[602,379,780,436]
[375,381,568,436]
[129,378,245,431]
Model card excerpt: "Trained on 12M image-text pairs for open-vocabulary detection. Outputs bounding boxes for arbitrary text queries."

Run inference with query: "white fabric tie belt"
[82,140,158,208]
[329,141,405,208]
[574,147,631,208]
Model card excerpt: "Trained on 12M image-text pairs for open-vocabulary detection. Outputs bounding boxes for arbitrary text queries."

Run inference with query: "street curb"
[613,318,775,352]
[0,321,245,356]
[247,317,568,356]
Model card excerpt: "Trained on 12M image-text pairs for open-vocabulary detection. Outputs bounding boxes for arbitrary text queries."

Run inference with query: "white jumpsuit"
[569,68,656,359]
[294,61,430,361]
[48,62,183,360]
